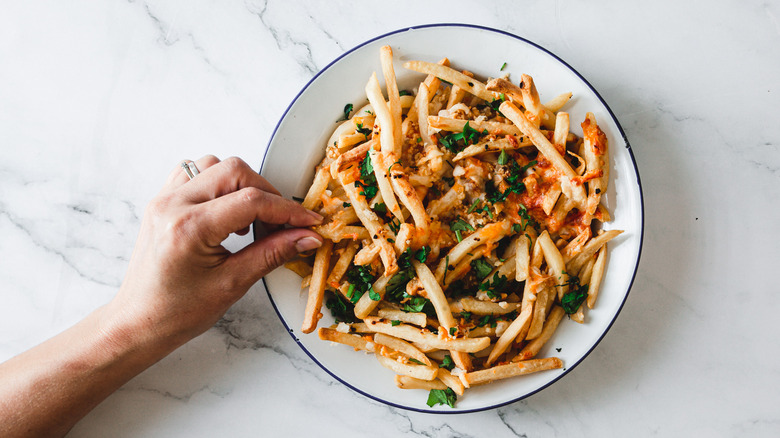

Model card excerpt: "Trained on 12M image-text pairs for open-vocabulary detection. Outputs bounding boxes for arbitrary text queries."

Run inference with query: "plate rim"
[258,23,645,414]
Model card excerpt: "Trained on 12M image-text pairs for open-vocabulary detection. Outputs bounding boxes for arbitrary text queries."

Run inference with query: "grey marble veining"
[1,0,779,437]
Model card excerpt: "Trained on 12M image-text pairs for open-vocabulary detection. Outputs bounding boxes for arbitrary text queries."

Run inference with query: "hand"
[110,155,324,345]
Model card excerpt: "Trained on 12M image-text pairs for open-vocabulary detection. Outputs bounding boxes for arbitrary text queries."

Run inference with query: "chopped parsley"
[561,273,589,314]
[399,90,412,96]
[518,204,540,232]
[476,314,498,328]
[391,320,401,326]
[385,248,417,302]
[489,93,506,112]
[356,151,379,199]
[438,121,488,153]
[325,293,357,323]
[500,62,507,71]
[344,265,376,303]
[342,202,352,208]
[459,311,472,320]
[497,149,510,165]
[486,159,537,204]
[388,217,401,234]
[355,123,372,139]
[408,358,425,365]
[442,255,450,285]
[342,103,353,121]
[440,355,455,371]
[470,258,493,281]
[427,388,457,408]
[415,246,430,263]
[479,272,508,299]
[371,202,388,217]
[450,218,475,242]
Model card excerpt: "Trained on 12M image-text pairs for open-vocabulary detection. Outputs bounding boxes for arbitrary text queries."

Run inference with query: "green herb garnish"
[450,218,475,242]
[470,258,493,281]
[427,388,457,408]
[356,123,372,139]
[342,103,353,120]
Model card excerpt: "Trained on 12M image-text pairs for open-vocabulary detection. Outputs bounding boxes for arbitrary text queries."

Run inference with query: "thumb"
[228,228,323,287]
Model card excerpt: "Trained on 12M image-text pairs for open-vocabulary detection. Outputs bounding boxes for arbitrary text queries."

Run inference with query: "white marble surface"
[1,1,778,436]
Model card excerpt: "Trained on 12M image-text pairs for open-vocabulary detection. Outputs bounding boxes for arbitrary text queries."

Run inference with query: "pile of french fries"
[285,45,623,406]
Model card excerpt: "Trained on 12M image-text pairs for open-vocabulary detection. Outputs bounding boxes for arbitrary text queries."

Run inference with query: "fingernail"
[306,209,324,224]
[295,236,323,252]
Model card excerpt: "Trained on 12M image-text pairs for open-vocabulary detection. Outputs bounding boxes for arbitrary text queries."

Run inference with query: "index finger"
[196,187,323,247]
[179,157,282,203]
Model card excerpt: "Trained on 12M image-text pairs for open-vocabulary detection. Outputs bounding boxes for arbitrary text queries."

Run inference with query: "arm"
[0,156,324,437]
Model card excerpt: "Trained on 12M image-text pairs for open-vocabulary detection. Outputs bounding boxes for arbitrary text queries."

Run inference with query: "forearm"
[0,300,185,438]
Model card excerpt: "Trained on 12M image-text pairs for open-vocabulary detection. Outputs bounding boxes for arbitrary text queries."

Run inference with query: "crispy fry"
[395,375,448,391]
[463,357,563,386]
[514,306,565,361]
[318,327,373,352]
[363,317,490,353]
[302,240,333,334]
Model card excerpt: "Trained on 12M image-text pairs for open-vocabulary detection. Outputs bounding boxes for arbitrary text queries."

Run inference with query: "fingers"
[227,227,323,288]
[178,157,281,202]
[163,155,222,191]
[196,186,323,246]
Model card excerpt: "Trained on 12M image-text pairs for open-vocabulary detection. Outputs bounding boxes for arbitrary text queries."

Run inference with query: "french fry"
[565,229,623,273]
[437,368,465,396]
[369,149,403,221]
[376,355,437,381]
[302,240,333,333]
[463,357,563,386]
[312,224,370,242]
[404,60,497,101]
[377,309,427,327]
[581,113,609,223]
[587,247,608,309]
[460,297,520,315]
[428,116,524,137]
[395,375,447,391]
[363,317,490,353]
[413,261,456,329]
[544,92,573,112]
[380,46,403,158]
[285,259,313,278]
[339,174,398,275]
[354,275,390,319]
[365,72,396,156]
[302,166,330,211]
[374,333,432,366]
[515,234,530,282]
[325,241,359,287]
[537,231,569,300]
[514,306,565,361]
[485,306,533,366]
[318,327,373,352]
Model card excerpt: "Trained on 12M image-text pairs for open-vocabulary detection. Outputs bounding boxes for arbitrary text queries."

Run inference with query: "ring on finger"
[181,160,200,180]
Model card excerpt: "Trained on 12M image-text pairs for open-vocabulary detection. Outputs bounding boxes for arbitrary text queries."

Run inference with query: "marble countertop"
[1,1,778,437]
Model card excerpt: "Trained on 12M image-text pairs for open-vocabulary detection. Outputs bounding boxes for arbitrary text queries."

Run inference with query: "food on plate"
[287,45,622,408]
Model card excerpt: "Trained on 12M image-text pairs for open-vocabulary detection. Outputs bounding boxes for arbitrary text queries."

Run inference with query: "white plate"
[259,24,643,413]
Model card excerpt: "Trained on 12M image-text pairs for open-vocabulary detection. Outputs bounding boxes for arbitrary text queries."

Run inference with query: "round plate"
[260,24,643,413]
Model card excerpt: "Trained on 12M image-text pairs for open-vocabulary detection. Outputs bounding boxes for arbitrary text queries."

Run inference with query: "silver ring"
[181,160,200,180]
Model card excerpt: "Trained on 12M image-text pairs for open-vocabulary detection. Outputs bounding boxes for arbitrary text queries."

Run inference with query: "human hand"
[110,156,323,346]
